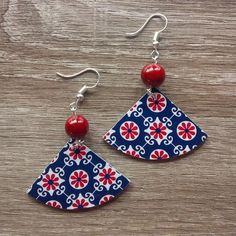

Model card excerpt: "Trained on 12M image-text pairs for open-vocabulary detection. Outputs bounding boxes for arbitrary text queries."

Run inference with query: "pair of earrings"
[27,13,207,210]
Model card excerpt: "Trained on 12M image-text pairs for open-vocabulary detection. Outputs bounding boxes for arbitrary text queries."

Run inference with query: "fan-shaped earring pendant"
[28,139,129,209]
[103,88,207,161]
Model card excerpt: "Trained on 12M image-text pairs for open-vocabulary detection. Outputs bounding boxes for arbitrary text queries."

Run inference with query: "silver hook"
[56,68,100,112]
[56,68,100,90]
[125,13,168,45]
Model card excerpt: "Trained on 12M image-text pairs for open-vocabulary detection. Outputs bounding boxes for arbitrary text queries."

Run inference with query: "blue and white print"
[27,139,129,210]
[104,88,207,160]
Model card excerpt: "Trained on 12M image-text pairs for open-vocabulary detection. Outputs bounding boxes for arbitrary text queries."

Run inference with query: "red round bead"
[141,63,165,87]
[65,115,89,139]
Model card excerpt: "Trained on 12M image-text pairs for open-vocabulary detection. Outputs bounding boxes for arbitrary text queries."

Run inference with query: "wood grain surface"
[0,0,236,235]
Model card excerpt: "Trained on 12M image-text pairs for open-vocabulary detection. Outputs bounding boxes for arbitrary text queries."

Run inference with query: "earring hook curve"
[56,68,100,113]
[56,68,100,90]
[125,13,168,43]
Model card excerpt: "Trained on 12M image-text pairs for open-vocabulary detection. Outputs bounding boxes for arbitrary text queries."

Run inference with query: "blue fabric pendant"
[104,88,207,160]
[28,139,129,210]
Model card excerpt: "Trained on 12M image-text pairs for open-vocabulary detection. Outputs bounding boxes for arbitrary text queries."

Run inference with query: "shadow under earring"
[27,68,129,210]
[104,13,207,161]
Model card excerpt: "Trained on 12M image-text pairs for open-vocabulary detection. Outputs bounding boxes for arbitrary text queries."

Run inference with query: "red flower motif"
[150,149,169,160]
[147,93,166,112]
[69,144,87,160]
[99,167,116,185]
[126,150,140,158]
[42,174,59,191]
[103,132,110,140]
[178,121,196,140]
[72,198,89,209]
[129,103,137,112]
[120,122,139,140]
[99,195,114,205]
[46,201,62,209]
[149,122,167,139]
[70,170,88,189]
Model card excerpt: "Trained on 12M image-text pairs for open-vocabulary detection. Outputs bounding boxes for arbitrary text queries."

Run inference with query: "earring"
[27,68,129,210]
[104,14,207,161]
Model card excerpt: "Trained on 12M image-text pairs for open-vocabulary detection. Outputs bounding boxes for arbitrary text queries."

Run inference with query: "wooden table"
[0,1,235,235]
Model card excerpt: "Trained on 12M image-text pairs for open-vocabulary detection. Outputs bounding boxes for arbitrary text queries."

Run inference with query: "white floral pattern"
[37,168,64,196]
[94,163,121,190]
[145,117,172,145]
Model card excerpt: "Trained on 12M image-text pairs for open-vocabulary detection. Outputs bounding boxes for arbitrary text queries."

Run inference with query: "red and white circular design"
[69,170,89,189]
[147,93,167,113]
[120,121,140,141]
[150,149,169,160]
[99,195,114,205]
[177,121,197,141]
[46,200,62,209]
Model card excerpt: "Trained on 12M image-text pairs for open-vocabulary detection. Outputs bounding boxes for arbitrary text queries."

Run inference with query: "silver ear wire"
[125,13,168,63]
[57,68,100,89]
[56,68,100,113]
